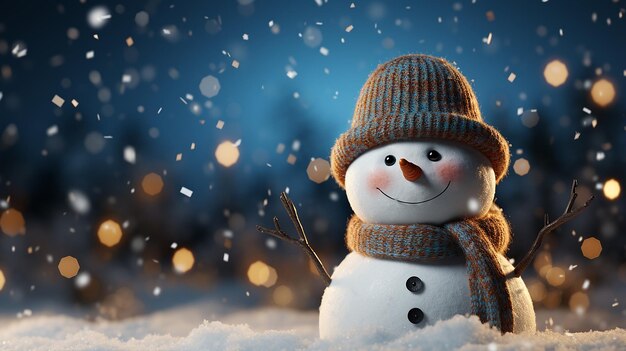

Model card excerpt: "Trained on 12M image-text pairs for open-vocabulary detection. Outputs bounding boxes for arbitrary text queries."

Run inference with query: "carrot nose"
[399,158,422,182]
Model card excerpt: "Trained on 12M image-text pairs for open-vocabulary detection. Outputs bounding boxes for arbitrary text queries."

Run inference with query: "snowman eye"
[427,150,442,162]
[384,155,396,166]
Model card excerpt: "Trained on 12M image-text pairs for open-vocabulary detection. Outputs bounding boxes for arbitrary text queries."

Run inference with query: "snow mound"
[0,310,624,351]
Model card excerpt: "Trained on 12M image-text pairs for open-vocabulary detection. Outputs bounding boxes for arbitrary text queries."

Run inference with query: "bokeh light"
[199,75,221,98]
[543,59,568,87]
[581,237,602,259]
[68,190,91,214]
[306,158,331,183]
[545,266,566,286]
[272,285,294,306]
[602,179,620,200]
[0,269,5,291]
[543,290,562,309]
[84,131,105,154]
[569,292,590,314]
[75,272,91,289]
[87,6,110,29]
[303,26,323,48]
[172,248,195,273]
[141,172,164,196]
[527,280,546,302]
[533,251,552,277]
[215,141,240,167]
[97,220,123,247]
[520,110,540,128]
[513,158,530,176]
[58,256,80,278]
[247,261,278,288]
[0,208,25,236]
[590,78,616,107]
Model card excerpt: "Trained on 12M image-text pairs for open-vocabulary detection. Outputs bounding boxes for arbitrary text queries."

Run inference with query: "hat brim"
[330,112,510,188]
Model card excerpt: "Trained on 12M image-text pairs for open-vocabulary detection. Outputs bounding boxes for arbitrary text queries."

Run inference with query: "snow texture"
[0,306,624,351]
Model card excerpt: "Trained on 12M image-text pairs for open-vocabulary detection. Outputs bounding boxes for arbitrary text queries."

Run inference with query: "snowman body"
[318,140,536,339]
[319,252,536,339]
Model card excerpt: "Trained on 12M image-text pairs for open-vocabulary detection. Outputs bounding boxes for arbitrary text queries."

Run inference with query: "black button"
[406,276,424,293]
[407,308,424,324]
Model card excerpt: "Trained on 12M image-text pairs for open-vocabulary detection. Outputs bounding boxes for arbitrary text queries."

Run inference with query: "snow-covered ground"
[0,301,624,351]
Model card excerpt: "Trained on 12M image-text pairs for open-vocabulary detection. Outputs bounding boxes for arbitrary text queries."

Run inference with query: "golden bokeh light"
[0,269,5,291]
[545,266,566,286]
[543,60,569,87]
[215,141,240,167]
[533,251,552,278]
[581,237,602,259]
[97,220,123,247]
[58,256,80,278]
[306,158,331,184]
[141,172,164,196]
[0,208,26,236]
[513,158,530,176]
[172,248,195,273]
[590,78,616,107]
[247,260,278,288]
[603,179,621,200]
[527,281,546,302]
[273,285,294,306]
[543,290,562,309]
[569,292,589,314]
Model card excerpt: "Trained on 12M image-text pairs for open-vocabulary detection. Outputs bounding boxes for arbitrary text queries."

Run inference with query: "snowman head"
[331,54,510,224]
[344,139,495,225]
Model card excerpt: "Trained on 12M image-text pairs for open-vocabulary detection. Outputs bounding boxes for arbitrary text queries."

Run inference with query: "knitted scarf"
[345,205,514,333]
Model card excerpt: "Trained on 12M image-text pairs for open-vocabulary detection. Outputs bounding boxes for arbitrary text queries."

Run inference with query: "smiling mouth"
[376,181,452,205]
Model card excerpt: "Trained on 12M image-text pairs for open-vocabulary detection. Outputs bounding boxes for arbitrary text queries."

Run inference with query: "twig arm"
[513,180,594,277]
[256,192,332,287]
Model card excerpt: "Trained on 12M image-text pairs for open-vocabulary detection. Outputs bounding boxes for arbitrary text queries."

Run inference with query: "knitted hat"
[331,54,510,188]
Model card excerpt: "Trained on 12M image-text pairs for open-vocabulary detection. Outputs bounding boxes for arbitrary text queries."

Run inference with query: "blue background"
[0,0,624,328]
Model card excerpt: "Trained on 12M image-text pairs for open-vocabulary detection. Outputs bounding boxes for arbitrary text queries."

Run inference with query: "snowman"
[258,54,592,339]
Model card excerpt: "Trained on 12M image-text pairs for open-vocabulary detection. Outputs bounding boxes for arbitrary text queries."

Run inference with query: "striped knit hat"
[331,54,510,188]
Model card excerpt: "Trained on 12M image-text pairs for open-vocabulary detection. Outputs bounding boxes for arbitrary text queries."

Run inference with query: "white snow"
[0,306,623,351]
[180,187,193,197]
